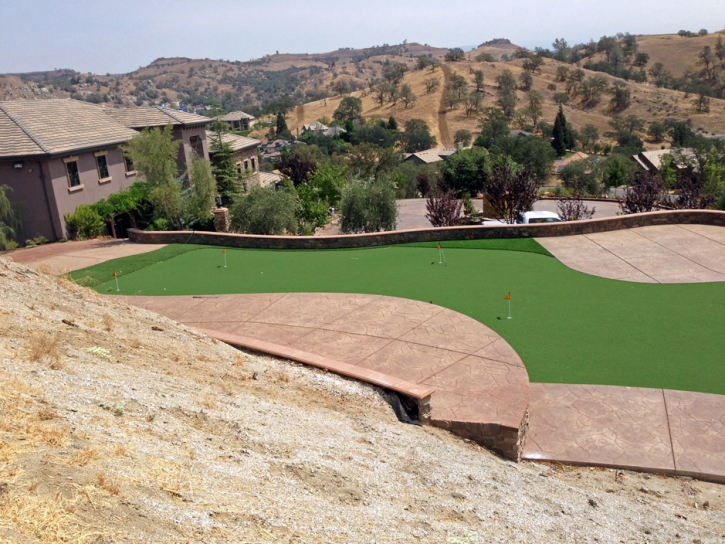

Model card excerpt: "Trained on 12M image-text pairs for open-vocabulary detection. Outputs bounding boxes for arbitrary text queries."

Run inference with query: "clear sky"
[1,0,723,74]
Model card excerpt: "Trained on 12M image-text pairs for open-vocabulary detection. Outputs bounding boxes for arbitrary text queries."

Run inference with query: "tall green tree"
[275,112,292,139]
[551,105,568,157]
[339,178,397,233]
[440,147,490,196]
[333,96,363,123]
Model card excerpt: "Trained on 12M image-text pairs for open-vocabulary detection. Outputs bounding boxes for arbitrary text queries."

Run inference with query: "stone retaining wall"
[129,210,725,250]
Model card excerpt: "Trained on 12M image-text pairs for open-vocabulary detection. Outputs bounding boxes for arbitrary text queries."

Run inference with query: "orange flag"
[437,243,441,250]
[112,271,118,277]
[504,292,511,300]
[222,249,227,254]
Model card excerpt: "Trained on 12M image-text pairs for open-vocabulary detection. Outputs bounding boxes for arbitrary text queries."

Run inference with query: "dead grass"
[101,314,113,332]
[68,447,99,467]
[95,473,121,496]
[26,333,62,369]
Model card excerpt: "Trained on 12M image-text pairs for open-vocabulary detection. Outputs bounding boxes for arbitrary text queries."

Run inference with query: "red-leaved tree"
[425,187,463,227]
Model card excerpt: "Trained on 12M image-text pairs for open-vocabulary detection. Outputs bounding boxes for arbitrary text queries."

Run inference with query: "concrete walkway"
[537,224,725,283]
[125,292,725,482]
[125,293,530,460]
[5,238,167,275]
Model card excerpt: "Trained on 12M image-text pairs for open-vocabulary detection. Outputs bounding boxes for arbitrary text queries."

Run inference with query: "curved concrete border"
[128,210,725,250]
[125,293,530,460]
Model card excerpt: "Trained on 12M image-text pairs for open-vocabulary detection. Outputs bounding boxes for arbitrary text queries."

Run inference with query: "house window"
[65,159,81,188]
[95,153,110,180]
[251,157,256,170]
[189,135,204,158]
[243,160,249,171]
[124,155,134,173]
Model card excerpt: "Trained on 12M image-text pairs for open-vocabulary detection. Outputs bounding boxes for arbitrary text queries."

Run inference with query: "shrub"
[425,187,463,227]
[619,171,664,214]
[557,197,596,221]
[65,205,106,240]
[0,185,16,250]
[339,178,397,233]
[230,185,299,235]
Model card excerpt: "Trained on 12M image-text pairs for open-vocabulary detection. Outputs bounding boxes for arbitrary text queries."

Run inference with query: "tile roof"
[102,106,212,129]
[0,99,138,159]
[206,131,261,152]
[403,147,458,164]
[221,111,256,122]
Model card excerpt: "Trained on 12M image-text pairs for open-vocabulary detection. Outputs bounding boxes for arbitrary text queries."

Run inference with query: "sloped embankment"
[0,256,723,542]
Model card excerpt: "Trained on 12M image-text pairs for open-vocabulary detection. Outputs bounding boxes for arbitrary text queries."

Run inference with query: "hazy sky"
[1,0,723,74]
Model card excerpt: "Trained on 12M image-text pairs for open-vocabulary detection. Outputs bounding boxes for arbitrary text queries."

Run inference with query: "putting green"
[71,241,725,395]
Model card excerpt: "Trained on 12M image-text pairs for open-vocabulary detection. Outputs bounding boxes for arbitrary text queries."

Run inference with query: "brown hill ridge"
[0,256,724,541]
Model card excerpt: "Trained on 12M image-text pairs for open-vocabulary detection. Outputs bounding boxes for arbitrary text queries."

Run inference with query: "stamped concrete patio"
[126,292,725,483]
[537,224,725,283]
[126,293,531,460]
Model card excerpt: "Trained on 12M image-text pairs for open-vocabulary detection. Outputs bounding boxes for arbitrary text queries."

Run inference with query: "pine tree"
[275,112,292,139]
[552,105,567,157]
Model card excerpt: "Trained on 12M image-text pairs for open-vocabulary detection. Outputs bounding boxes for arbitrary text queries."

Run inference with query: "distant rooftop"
[103,106,211,129]
[221,111,256,122]
[206,131,260,152]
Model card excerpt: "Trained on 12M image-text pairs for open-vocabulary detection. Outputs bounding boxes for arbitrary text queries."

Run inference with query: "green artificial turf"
[72,242,725,395]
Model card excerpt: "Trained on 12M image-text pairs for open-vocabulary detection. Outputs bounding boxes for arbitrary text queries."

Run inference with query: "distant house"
[220,111,257,131]
[509,129,534,138]
[402,147,458,166]
[0,99,212,241]
[301,122,329,135]
[207,131,264,186]
[322,125,346,137]
[553,151,590,176]
[260,139,305,162]
[632,149,695,173]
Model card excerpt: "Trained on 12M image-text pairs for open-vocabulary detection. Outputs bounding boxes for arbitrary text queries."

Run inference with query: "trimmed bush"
[230,186,299,235]
[65,205,106,240]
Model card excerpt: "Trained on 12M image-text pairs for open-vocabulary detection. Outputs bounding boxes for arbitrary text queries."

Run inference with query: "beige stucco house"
[0,99,211,241]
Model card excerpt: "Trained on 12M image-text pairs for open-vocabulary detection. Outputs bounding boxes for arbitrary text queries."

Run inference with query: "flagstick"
[113,271,120,292]
[508,298,512,319]
[223,249,227,268]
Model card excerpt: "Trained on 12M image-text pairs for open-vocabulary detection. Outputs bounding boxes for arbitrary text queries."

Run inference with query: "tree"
[619,171,663,214]
[580,76,608,107]
[667,120,696,146]
[495,70,518,117]
[602,154,634,190]
[230,185,299,234]
[331,79,349,96]
[524,90,543,129]
[559,158,602,195]
[553,92,570,106]
[122,125,184,228]
[518,71,533,91]
[0,185,16,250]
[491,134,556,182]
[633,52,650,68]
[333,96,363,123]
[579,124,599,151]
[443,89,460,110]
[647,122,667,143]
[608,81,631,111]
[557,197,596,221]
[275,112,292,139]
[692,82,713,113]
[552,38,571,62]
[444,48,466,62]
[551,105,568,157]
[464,92,482,117]
[402,119,437,153]
[623,114,644,135]
[486,161,539,223]
[475,107,510,148]
[522,55,544,74]
[348,144,398,179]
[473,70,485,93]
[399,84,417,108]
[475,52,495,62]
[439,147,489,196]
[210,139,243,206]
[186,154,218,226]
[374,82,390,106]
[425,187,463,227]
[454,129,473,147]
[387,116,398,130]
[278,150,317,186]
[450,72,468,99]
[555,65,570,82]
[339,178,397,233]
[424,77,441,93]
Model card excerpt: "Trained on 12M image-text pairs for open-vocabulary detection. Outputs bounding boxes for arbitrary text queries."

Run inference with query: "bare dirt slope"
[627,31,725,80]
[0,256,724,543]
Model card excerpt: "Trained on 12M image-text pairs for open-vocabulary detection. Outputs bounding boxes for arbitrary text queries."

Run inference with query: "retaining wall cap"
[193,327,436,400]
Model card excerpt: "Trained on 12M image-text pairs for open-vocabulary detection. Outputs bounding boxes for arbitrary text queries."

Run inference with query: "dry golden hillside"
[291,52,725,149]
[628,30,725,78]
